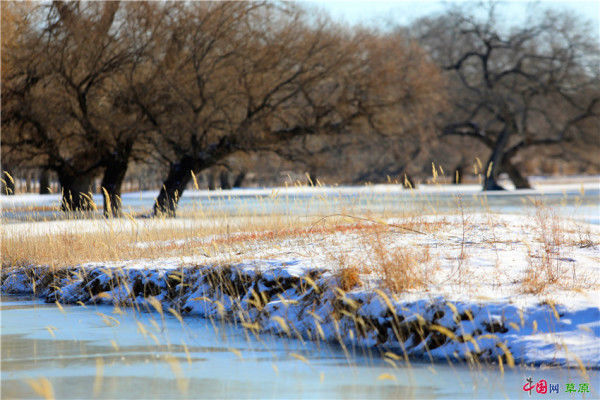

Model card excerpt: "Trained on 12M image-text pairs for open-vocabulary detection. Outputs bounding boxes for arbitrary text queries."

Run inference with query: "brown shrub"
[338,266,362,291]
[369,231,430,293]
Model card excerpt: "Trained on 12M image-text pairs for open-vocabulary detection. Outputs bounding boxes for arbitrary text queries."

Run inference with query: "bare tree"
[135,3,381,216]
[414,4,600,189]
[1,1,448,215]
[2,2,99,208]
[129,2,262,215]
[2,2,157,213]
[264,29,446,187]
[2,1,36,195]
[95,2,167,216]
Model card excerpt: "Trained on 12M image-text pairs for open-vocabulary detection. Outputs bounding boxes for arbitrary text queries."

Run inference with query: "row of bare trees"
[2,2,598,216]
[2,1,444,216]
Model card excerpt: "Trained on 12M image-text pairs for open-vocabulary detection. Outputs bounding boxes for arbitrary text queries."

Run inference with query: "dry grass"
[376,245,431,293]
[337,266,362,291]
[354,227,432,294]
[572,225,599,249]
[522,204,564,294]
[2,213,276,268]
[3,185,597,301]
[1,202,435,270]
[521,202,595,294]
[316,213,440,294]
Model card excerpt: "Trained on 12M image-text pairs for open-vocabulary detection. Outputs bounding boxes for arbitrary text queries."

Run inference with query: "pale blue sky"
[304,1,600,32]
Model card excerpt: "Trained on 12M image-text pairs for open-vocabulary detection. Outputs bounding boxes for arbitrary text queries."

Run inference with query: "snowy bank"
[2,261,598,369]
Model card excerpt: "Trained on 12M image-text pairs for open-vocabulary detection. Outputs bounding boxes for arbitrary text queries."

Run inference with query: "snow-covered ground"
[3,210,599,368]
[2,178,599,208]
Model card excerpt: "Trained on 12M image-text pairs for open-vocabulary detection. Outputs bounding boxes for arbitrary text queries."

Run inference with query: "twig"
[308,213,427,235]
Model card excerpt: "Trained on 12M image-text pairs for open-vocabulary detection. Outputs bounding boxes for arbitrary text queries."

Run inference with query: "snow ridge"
[2,262,598,369]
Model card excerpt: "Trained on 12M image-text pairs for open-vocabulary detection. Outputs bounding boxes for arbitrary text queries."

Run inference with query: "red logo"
[523,377,534,395]
[536,380,547,394]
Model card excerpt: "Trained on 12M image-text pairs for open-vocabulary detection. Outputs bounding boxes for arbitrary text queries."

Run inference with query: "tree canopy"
[413,4,600,189]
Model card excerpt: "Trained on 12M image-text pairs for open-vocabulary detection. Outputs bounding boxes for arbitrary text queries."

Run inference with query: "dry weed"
[337,266,362,291]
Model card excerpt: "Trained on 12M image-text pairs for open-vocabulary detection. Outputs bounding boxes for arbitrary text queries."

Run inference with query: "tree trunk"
[207,171,216,191]
[483,167,504,190]
[25,172,32,193]
[58,171,96,212]
[153,138,235,215]
[233,171,246,188]
[153,156,197,217]
[501,158,531,189]
[307,169,317,186]
[452,166,463,184]
[219,170,231,190]
[483,128,511,191]
[101,158,129,217]
[39,169,51,194]
[1,167,15,195]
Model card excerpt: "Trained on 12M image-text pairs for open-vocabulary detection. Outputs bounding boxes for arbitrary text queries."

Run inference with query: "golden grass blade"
[26,378,54,400]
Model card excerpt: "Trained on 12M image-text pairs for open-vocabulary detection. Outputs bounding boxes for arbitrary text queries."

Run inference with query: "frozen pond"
[1,296,595,399]
[1,182,599,224]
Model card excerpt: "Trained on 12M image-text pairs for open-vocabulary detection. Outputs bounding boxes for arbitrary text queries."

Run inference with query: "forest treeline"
[2,1,598,216]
